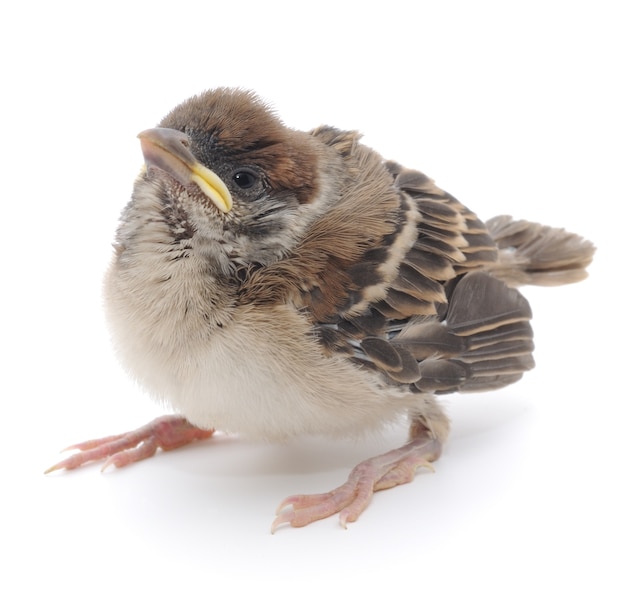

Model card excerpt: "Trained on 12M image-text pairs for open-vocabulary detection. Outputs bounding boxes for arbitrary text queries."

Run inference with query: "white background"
[2,1,623,593]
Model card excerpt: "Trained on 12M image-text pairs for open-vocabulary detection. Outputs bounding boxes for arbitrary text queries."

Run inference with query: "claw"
[271,510,294,534]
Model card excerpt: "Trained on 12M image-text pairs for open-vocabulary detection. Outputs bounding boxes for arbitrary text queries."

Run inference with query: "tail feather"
[486,215,596,286]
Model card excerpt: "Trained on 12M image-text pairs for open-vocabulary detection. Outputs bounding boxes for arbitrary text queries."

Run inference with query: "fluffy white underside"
[104,257,414,441]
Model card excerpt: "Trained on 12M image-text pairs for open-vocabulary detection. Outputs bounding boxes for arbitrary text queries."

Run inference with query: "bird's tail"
[485,215,596,287]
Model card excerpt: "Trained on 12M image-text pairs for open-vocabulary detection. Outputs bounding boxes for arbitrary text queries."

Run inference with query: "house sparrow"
[46,88,595,531]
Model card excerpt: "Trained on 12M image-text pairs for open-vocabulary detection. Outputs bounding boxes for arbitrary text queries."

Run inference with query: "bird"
[46,88,595,531]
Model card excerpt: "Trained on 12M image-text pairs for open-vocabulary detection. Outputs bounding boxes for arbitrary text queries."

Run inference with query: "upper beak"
[138,128,233,213]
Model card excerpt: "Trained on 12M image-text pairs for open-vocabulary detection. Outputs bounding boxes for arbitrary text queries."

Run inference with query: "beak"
[138,128,233,213]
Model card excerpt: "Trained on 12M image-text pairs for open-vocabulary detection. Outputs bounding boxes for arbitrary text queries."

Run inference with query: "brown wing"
[314,159,534,393]
[237,129,535,394]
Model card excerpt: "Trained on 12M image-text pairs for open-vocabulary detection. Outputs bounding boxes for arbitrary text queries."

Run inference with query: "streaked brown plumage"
[46,88,595,530]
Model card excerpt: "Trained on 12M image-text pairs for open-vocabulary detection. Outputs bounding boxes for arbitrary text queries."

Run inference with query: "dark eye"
[232,169,258,189]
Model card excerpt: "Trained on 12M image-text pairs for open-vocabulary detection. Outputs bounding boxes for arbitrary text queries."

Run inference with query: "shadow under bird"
[46,88,595,531]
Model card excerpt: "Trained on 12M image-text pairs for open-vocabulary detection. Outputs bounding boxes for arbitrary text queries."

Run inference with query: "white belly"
[105,292,412,441]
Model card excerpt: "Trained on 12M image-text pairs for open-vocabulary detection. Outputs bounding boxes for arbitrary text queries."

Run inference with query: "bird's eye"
[232,169,258,189]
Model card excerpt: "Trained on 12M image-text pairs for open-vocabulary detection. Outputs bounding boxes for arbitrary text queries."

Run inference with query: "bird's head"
[128,88,339,270]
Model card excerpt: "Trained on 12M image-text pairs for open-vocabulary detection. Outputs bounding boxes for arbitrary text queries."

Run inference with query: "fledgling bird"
[47,88,595,530]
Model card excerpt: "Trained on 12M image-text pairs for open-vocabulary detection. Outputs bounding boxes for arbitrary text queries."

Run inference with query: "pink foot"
[271,436,440,532]
[45,415,215,473]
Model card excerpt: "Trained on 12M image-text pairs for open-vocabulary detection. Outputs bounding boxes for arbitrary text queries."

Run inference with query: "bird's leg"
[45,415,214,473]
[271,412,447,532]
